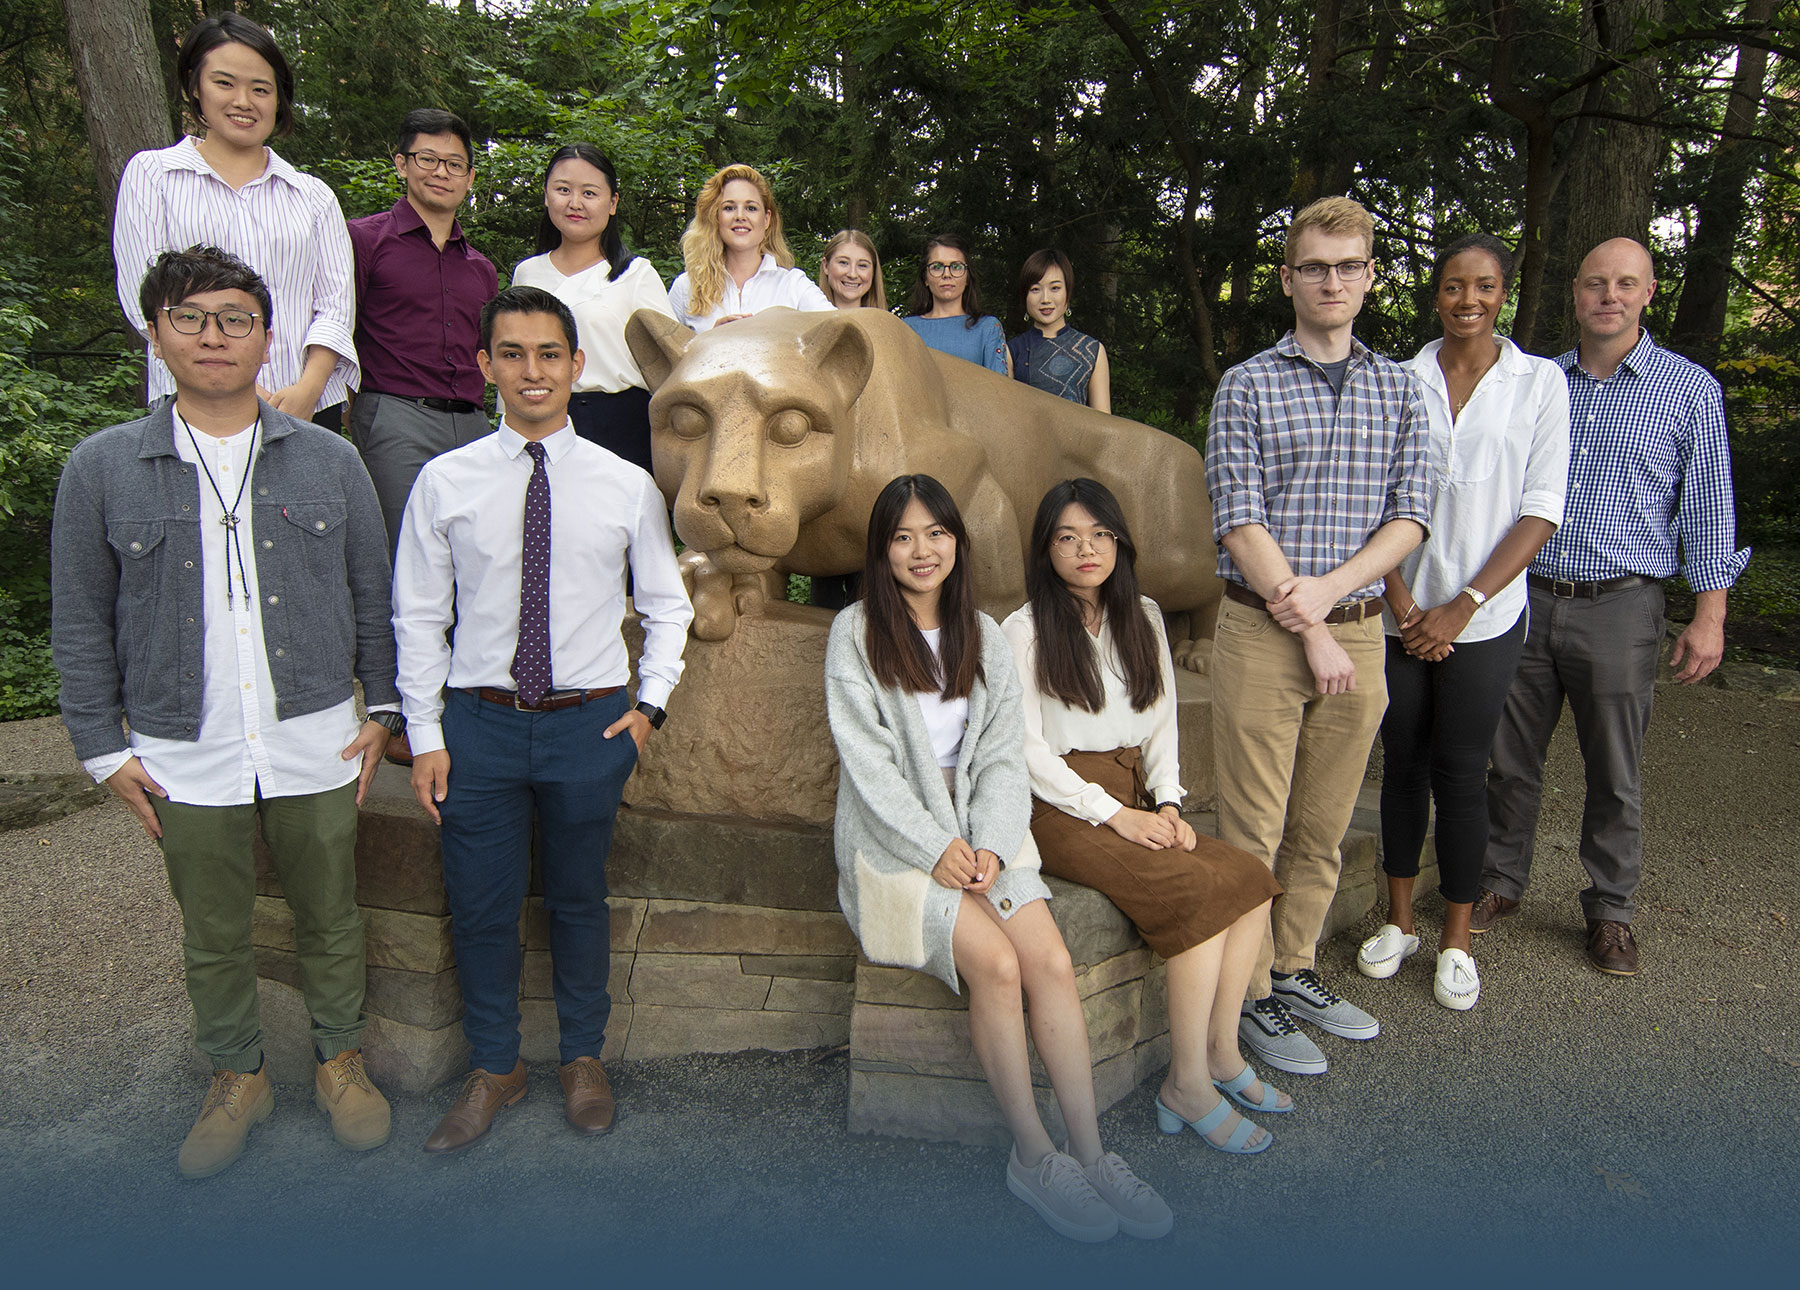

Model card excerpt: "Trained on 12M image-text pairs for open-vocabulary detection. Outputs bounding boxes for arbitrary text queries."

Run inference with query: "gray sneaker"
[1271,968,1380,1039]
[1239,996,1328,1076]
[1083,1150,1173,1240]
[1006,1146,1119,1242]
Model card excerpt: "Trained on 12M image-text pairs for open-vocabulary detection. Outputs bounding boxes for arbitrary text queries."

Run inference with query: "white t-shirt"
[666,253,835,332]
[1391,337,1571,643]
[913,628,969,769]
[511,253,675,393]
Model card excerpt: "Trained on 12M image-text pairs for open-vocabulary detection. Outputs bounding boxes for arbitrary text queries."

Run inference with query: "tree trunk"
[1562,0,1667,264]
[1668,0,1776,365]
[62,0,173,219]
[1291,0,1341,206]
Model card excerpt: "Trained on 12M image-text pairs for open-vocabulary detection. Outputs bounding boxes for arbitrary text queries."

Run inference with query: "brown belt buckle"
[1551,579,1578,599]
[513,690,541,711]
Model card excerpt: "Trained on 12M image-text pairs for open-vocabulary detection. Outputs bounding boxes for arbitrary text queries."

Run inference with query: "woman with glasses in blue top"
[903,234,1011,375]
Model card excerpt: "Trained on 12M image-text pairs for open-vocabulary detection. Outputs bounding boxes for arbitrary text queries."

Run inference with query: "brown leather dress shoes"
[422,1059,527,1154]
[1469,890,1519,934]
[1586,919,1640,976]
[559,1056,616,1135]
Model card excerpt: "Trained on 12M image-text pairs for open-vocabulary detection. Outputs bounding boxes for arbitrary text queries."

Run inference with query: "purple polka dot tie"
[510,441,553,707]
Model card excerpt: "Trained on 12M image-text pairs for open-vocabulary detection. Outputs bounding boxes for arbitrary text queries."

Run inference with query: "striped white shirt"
[113,137,358,411]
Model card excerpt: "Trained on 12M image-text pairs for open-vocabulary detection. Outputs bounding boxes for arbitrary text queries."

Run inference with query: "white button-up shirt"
[82,419,370,802]
[666,253,835,332]
[391,421,694,754]
[511,253,677,393]
[113,138,358,410]
[1391,337,1570,643]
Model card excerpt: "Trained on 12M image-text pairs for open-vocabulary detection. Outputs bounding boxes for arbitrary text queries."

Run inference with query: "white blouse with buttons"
[80,420,368,802]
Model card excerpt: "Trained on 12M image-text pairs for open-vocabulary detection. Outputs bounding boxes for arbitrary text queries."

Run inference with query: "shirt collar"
[498,419,577,462]
[139,396,297,459]
[1276,329,1374,368]
[171,135,302,191]
[1408,335,1535,393]
[751,252,781,279]
[1561,327,1658,381]
[391,197,467,246]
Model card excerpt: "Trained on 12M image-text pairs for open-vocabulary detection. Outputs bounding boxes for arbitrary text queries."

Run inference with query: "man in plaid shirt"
[1477,237,1749,976]
[1204,197,1433,1078]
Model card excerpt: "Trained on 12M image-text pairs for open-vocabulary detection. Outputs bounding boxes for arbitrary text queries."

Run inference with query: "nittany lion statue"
[626,306,1222,665]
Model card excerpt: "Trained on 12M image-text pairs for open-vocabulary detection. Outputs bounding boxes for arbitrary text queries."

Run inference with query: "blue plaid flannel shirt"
[1206,332,1433,601]
[1533,330,1749,592]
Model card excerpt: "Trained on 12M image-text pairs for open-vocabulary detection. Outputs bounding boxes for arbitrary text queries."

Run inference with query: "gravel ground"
[2,683,1796,1283]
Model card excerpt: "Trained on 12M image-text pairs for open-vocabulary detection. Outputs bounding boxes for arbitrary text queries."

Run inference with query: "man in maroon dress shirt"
[347,108,499,554]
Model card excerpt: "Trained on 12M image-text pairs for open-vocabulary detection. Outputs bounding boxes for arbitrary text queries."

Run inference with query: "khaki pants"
[1210,597,1388,1000]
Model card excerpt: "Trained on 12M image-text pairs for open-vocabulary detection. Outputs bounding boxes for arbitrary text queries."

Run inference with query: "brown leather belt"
[464,685,621,712]
[1528,573,1655,600]
[1222,579,1386,624]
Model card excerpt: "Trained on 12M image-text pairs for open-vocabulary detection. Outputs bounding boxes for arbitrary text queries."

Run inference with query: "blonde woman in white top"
[113,14,356,425]
[667,164,833,331]
[511,144,676,475]
[1361,234,1570,1009]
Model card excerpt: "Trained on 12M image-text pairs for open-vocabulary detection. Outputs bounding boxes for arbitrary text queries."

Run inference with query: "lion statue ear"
[627,309,695,392]
[803,312,875,410]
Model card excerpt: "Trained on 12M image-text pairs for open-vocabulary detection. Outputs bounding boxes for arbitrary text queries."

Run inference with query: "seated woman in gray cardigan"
[825,474,1170,1244]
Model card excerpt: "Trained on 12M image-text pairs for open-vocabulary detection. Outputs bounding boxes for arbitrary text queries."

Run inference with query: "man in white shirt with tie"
[393,286,693,1152]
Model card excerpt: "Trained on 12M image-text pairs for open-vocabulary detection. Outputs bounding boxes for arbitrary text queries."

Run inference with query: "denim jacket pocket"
[281,502,347,538]
[105,521,166,602]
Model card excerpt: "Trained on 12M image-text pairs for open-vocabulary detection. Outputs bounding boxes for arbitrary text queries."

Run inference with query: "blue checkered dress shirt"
[1532,330,1749,592]
[1206,332,1434,600]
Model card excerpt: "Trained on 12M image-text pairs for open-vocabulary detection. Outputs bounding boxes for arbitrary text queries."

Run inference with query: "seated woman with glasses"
[1008,248,1110,412]
[114,13,356,428]
[668,163,834,332]
[903,234,1011,375]
[512,144,678,475]
[1002,478,1287,1156]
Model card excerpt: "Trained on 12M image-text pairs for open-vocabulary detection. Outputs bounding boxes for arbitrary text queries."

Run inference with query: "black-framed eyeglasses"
[1052,530,1118,555]
[160,305,261,338]
[1289,259,1370,283]
[926,262,969,278]
[403,151,471,176]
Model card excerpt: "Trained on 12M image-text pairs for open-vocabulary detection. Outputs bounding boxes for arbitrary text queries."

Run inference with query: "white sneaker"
[1356,924,1422,979]
[1082,1150,1173,1239]
[1433,948,1480,1010]
[1006,1146,1118,1242]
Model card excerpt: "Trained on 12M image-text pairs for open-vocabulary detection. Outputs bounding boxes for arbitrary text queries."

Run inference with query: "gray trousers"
[349,391,491,553]
[1484,580,1665,923]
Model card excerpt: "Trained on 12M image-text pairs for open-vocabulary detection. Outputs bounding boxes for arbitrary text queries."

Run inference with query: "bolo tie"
[180,414,259,609]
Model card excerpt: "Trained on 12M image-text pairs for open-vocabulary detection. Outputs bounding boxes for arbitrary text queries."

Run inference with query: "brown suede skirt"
[1030,747,1281,958]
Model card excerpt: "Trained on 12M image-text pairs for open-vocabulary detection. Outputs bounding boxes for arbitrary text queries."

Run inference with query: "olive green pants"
[154,782,366,1072]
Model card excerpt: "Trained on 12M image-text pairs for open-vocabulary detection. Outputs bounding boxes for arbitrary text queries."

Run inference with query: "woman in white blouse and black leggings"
[1359,234,1570,1009]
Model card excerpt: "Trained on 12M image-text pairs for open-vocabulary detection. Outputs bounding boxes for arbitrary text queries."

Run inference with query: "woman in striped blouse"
[112,14,357,427]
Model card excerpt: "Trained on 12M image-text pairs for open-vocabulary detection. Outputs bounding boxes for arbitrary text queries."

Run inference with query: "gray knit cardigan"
[825,603,1051,991]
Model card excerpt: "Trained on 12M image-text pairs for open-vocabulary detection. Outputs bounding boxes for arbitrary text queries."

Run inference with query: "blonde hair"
[679,163,796,318]
[1285,196,1375,263]
[817,229,887,311]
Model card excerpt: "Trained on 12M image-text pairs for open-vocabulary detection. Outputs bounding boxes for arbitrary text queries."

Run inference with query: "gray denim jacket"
[51,399,398,761]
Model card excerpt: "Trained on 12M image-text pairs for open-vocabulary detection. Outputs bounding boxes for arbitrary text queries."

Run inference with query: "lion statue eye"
[766,409,811,447]
[668,405,710,440]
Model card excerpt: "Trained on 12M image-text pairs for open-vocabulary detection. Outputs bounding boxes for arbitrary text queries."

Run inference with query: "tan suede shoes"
[178,1065,274,1179]
[314,1048,391,1150]
[559,1056,616,1135]
[422,1059,528,1153]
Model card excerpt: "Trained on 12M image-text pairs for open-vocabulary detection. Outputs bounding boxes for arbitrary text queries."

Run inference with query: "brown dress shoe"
[422,1060,527,1154]
[383,731,414,767]
[1586,919,1640,976]
[1469,890,1519,934]
[559,1056,616,1135]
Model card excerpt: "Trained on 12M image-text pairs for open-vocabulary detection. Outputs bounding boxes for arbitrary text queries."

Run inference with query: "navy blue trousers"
[438,687,636,1070]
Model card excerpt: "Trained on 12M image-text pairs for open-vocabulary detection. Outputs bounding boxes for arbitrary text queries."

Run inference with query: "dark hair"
[1431,233,1515,293]
[480,285,578,354]
[1015,247,1074,328]
[397,108,473,164]
[860,475,984,700]
[177,13,295,139]
[908,233,984,329]
[535,144,633,283]
[1025,479,1164,714]
[138,245,274,332]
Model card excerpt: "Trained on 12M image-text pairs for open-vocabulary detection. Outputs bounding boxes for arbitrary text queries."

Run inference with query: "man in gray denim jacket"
[52,246,400,1179]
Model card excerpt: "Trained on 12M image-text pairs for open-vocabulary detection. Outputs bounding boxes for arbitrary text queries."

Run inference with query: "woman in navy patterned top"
[1008,249,1110,412]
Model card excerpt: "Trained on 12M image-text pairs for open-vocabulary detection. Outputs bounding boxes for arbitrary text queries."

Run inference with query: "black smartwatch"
[370,710,407,736]
[633,701,667,730]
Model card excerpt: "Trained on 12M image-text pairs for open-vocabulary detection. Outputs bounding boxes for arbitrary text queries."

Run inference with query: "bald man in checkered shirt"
[1477,237,1750,977]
